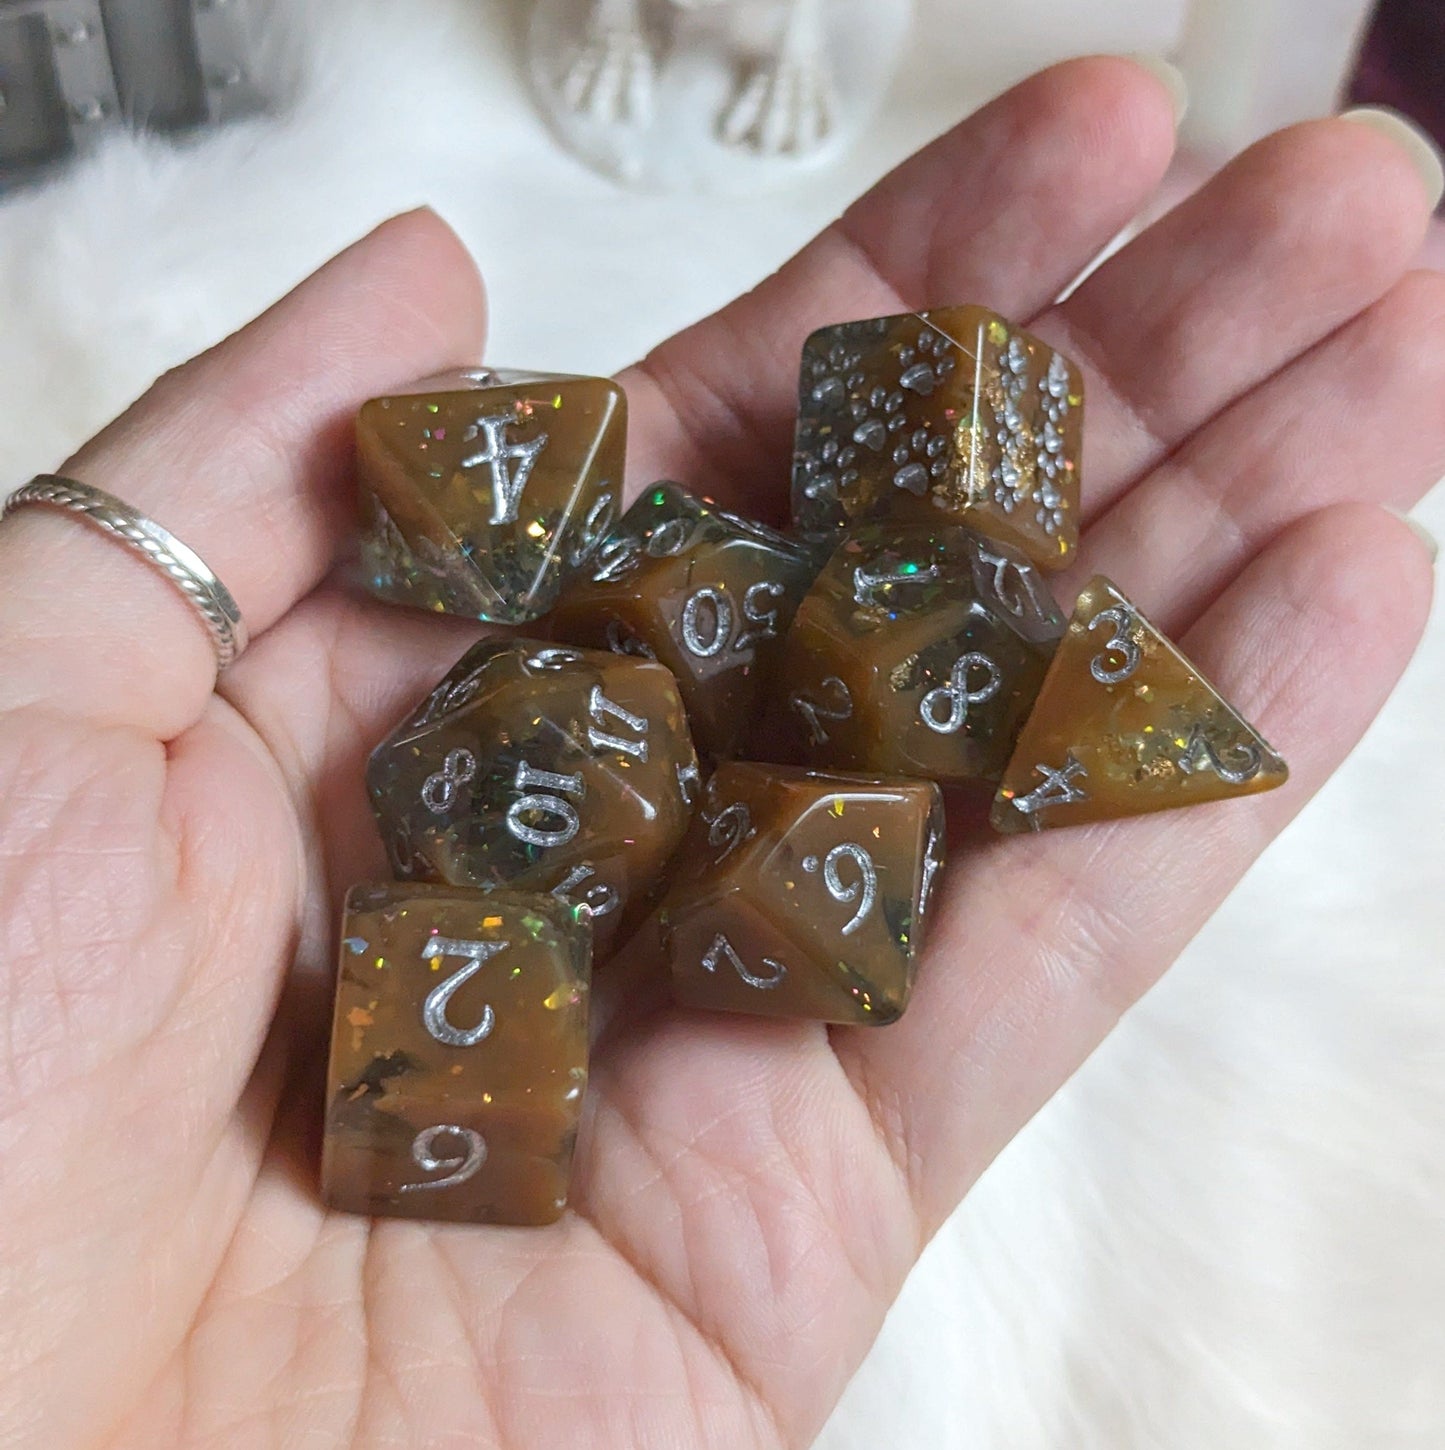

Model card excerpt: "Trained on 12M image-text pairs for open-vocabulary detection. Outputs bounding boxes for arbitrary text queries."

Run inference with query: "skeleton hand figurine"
[527,0,910,192]
[560,0,656,127]
[715,0,835,157]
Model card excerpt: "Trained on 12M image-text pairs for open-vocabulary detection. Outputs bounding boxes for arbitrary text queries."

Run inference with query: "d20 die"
[546,481,819,759]
[367,639,700,959]
[656,763,945,1025]
[992,576,1289,832]
[321,883,591,1226]
[358,368,625,623]
[773,523,1065,786]
[792,305,1084,570]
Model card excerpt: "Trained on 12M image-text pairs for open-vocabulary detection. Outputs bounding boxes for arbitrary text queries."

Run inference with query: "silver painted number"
[681,587,734,658]
[790,675,853,745]
[592,533,641,583]
[853,562,941,607]
[918,653,1003,734]
[421,748,477,813]
[459,414,548,526]
[551,863,621,919]
[587,687,650,760]
[399,1125,487,1194]
[569,491,616,567]
[507,761,585,848]
[1178,725,1263,785]
[701,933,786,990]
[704,800,754,861]
[802,843,878,937]
[420,936,504,1047]
[977,546,1052,624]
[1088,605,1142,685]
[734,581,785,653]
[1011,755,1089,816]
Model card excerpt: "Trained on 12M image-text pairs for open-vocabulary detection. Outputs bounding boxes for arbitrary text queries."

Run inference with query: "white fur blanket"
[0,2,1439,1444]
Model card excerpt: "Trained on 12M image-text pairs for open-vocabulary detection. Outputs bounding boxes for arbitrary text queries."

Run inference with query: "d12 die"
[773,523,1065,786]
[792,306,1084,570]
[992,576,1288,832]
[546,481,818,759]
[321,884,591,1226]
[358,368,625,623]
[366,639,700,959]
[656,763,945,1025]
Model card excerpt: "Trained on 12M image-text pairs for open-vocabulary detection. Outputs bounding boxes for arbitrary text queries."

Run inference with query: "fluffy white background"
[0,2,1441,1445]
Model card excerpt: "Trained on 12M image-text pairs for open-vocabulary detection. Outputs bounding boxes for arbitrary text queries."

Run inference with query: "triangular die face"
[991,576,1287,832]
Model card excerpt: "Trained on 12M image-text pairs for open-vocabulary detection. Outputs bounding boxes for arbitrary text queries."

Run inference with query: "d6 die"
[321,884,590,1226]
[793,306,1084,570]
[546,482,818,758]
[773,523,1065,785]
[656,763,944,1025]
[366,639,700,959]
[358,368,625,623]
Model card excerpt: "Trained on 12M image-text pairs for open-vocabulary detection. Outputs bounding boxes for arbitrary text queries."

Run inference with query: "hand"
[0,58,1439,1450]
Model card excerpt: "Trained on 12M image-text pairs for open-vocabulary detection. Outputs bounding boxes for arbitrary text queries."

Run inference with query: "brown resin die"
[546,481,818,758]
[773,523,1065,786]
[321,884,591,1226]
[992,577,1288,832]
[366,639,700,960]
[358,369,625,623]
[656,763,945,1025]
[792,306,1084,570]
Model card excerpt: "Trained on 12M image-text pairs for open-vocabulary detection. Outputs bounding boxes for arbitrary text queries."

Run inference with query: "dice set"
[321,305,1286,1226]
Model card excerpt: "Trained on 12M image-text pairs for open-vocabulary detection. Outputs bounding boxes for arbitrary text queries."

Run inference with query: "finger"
[0,210,486,740]
[1068,270,1445,631]
[831,503,1435,1231]
[1034,113,1443,522]
[620,56,1182,513]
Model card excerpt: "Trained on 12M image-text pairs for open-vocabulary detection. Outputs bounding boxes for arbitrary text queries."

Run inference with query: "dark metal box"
[0,0,262,184]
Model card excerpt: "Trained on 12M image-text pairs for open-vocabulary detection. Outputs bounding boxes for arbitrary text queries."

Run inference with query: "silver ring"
[2,475,249,671]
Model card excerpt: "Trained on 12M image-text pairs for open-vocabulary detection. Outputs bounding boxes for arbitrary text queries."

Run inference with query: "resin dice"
[546,482,819,758]
[992,577,1288,833]
[792,306,1084,570]
[367,639,700,959]
[773,523,1065,786]
[321,884,590,1226]
[656,763,944,1025]
[358,369,626,623]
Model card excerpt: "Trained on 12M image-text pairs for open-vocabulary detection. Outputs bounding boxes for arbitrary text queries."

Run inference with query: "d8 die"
[656,763,944,1025]
[793,306,1084,570]
[321,884,591,1226]
[546,482,818,758]
[366,639,700,959]
[358,368,625,623]
[773,523,1065,785]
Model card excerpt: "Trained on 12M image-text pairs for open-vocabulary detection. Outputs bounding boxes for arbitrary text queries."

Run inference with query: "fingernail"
[1127,54,1189,127]
[1387,506,1439,563]
[1340,107,1444,209]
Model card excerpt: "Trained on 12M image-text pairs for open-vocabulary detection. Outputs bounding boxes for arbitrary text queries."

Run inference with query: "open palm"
[1,59,1440,1450]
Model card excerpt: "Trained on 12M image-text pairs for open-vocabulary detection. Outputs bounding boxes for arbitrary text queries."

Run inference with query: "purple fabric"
[1350,0,1445,147]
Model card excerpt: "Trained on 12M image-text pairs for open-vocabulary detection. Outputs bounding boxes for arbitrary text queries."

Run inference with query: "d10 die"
[546,481,818,759]
[358,368,625,623]
[321,884,591,1226]
[773,523,1065,786]
[992,576,1288,832]
[792,305,1084,570]
[366,639,700,959]
[656,763,944,1025]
